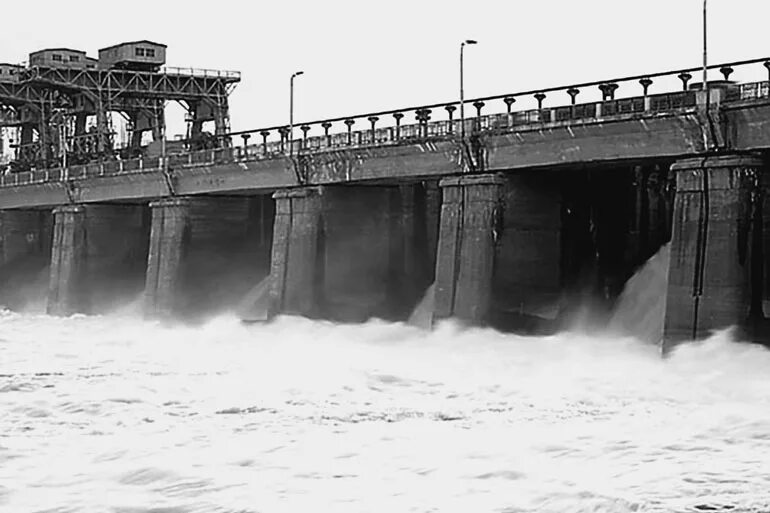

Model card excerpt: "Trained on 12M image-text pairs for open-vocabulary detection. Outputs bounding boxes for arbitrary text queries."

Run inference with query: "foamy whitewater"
[1,242,770,513]
[2,309,770,513]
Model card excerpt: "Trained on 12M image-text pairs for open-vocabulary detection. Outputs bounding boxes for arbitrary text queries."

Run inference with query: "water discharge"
[2,248,770,512]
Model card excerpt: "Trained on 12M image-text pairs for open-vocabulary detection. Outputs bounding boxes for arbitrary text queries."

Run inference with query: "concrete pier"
[434,174,504,324]
[48,204,149,316]
[269,187,323,318]
[47,206,86,316]
[663,154,763,347]
[144,198,189,318]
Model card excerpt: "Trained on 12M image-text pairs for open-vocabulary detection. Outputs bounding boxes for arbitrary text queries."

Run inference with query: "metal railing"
[3,58,770,189]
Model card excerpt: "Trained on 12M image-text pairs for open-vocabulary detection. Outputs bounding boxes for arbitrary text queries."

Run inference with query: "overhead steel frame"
[0,65,240,171]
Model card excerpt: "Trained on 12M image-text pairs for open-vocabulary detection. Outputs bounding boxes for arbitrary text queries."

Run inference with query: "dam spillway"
[3,54,770,348]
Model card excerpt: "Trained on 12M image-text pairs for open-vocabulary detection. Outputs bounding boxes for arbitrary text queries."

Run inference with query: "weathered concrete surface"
[48,204,149,316]
[434,173,504,324]
[269,187,323,317]
[663,155,763,348]
[490,172,562,331]
[145,196,268,319]
[171,159,298,196]
[302,141,466,183]
[0,183,70,209]
[0,209,52,309]
[144,198,189,319]
[725,102,770,151]
[484,113,708,171]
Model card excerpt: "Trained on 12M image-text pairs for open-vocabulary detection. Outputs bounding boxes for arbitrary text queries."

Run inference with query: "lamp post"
[289,70,304,155]
[702,0,708,92]
[460,39,477,139]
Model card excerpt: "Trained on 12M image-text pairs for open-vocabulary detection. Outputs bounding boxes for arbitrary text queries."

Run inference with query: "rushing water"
[2,253,770,512]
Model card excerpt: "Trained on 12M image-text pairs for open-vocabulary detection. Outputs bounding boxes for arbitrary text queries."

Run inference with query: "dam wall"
[0,151,768,350]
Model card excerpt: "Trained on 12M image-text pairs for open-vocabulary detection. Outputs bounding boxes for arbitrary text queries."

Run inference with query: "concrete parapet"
[663,154,764,349]
[434,173,505,324]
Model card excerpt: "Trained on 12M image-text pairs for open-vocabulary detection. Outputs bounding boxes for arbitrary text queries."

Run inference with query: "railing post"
[139,157,144,171]
[300,125,310,149]
[567,87,579,106]
[444,105,457,134]
[278,127,289,153]
[260,130,270,156]
[534,92,546,110]
[344,119,355,145]
[241,133,251,157]
[599,83,618,101]
[393,112,403,140]
[367,116,378,143]
[678,72,692,91]
[719,66,734,81]
[415,109,429,137]
[640,77,653,111]
[321,122,332,147]
[119,159,124,173]
[764,61,770,82]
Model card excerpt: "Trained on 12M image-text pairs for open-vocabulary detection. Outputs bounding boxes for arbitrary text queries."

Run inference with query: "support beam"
[269,187,323,317]
[434,173,504,324]
[663,154,763,349]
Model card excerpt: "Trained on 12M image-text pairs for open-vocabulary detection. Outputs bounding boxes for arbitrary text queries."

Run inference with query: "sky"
[1,0,770,136]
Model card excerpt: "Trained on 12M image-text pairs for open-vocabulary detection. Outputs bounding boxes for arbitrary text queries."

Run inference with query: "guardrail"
[2,58,770,189]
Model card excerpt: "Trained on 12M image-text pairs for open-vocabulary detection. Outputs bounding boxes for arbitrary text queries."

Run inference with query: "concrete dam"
[3,47,770,351]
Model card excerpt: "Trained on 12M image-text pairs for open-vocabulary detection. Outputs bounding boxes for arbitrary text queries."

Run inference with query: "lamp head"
[464,39,478,45]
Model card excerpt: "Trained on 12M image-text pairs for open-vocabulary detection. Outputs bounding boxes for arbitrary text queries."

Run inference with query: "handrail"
[222,57,770,139]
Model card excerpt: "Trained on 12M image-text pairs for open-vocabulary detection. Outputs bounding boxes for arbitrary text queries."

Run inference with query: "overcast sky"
[1,0,769,135]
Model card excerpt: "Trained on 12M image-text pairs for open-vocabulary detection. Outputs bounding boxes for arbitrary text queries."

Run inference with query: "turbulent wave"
[1,307,770,512]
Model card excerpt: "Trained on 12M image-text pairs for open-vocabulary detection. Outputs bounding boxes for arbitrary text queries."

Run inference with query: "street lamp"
[460,39,477,139]
[289,70,304,155]
[702,0,708,92]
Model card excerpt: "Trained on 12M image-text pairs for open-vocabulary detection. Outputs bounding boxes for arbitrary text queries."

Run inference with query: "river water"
[3,246,770,513]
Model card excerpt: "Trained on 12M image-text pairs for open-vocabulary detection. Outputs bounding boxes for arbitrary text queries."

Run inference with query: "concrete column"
[269,187,323,317]
[664,155,763,348]
[144,198,190,319]
[47,205,87,316]
[434,173,504,324]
